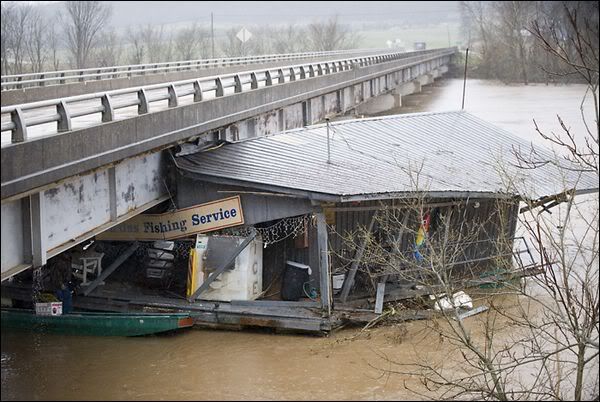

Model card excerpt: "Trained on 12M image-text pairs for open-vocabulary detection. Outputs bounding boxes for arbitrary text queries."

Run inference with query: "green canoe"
[1,308,195,337]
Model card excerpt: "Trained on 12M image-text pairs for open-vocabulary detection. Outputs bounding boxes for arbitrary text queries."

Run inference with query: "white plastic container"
[195,235,263,302]
[332,274,346,293]
[430,291,473,311]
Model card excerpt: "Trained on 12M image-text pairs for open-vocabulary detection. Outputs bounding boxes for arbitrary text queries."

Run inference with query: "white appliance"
[194,234,263,302]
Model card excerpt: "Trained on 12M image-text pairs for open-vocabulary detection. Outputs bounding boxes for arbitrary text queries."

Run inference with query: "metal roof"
[174,111,598,202]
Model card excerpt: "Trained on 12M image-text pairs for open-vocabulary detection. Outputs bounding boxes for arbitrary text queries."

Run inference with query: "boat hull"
[1,309,194,337]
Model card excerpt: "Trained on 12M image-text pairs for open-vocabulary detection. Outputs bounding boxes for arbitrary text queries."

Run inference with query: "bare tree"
[47,18,62,71]
[143,25,167,63]
[126,24,171,64]
[5,3,33,74]
[174,23,209,61]
[126,26,145,64]
[357,2,599,400]
[220,27,249,57]
[25,9,48,73]
[63,0,112,68]
[93,30,121,67]
[308,16,361,51]
[1,2,16,75]
[272,25,309,54]
[493,1,535,85]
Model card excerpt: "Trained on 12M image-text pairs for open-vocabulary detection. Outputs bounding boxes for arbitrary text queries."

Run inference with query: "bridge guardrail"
[0,48,456,145]
[0,48,395,90]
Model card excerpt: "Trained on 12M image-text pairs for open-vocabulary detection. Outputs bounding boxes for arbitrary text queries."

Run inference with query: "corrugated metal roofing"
[174,111,598,201]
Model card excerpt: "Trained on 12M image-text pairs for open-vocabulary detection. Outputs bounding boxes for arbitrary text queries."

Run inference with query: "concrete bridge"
[1,47,457,280]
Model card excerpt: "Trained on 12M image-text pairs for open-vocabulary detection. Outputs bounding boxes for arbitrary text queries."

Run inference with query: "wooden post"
[374,282,385,314]
[339,212,377,303]
[316,212,331,316]
[82,242,139,296]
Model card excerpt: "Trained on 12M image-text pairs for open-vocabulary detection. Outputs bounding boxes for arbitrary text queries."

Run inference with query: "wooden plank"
[230,300,319,308]
[187,228,257,302]
[339,212,377,303]
[374,282,385,314]
[1,264,32,282]
[327,200,469,212]
[81,242,139,296]
[316,212,331,315]
[454,305,489,321]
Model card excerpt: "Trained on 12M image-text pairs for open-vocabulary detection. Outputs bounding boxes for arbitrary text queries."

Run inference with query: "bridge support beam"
[1,152,168,281]
[355,92,401,115]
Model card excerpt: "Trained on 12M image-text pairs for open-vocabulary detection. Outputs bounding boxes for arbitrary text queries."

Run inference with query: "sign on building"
[97,196,244,241]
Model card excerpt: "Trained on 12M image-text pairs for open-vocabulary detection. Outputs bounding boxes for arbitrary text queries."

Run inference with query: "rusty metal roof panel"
[174,111,598,201]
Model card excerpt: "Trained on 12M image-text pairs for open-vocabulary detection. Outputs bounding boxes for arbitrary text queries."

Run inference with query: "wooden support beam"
[519,189,573,214]
[339,212,377,303]
[316,212,332,316]
[374,282,385,314]
[187,228,257,302]
[82,242,139,296]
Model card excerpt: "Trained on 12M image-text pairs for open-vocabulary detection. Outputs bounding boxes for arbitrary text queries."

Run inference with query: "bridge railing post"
[101,94,114,122]
[233,75,243,93]
[289,67,296,81]
[299,66,306,79]
[137,88,149,114]
[167,84,179,107]
[56,100,72,132]
[10,108,28,143]
[277,69,285,84]
[265,71,273,86]
[250,72,258,89]
[215,77,224,96]
[39,74,45,87]
[59,72,66,85]
[193,80,203,102]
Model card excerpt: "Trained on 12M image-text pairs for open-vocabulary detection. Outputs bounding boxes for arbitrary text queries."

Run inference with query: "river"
[2,78,597,401]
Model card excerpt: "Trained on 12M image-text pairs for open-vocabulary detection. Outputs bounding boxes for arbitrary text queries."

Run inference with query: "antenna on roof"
[326,117,331,164]
[461,47,469,110]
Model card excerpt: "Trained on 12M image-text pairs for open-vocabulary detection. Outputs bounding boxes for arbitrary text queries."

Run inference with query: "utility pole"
[211,12,215,59]
[461,48,469,110]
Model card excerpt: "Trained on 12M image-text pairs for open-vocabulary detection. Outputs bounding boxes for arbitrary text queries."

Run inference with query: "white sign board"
[236,27,252,43]
[97,196,244,241]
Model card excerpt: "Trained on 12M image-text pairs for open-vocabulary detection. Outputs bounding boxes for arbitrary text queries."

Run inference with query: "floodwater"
[2,78,597,401]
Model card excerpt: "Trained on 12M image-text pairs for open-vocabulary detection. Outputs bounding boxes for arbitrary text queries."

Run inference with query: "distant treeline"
[1,1,360,75]
[459,1,599,84]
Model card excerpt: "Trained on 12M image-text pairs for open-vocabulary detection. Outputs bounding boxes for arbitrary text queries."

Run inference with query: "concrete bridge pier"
[353,67,445,116]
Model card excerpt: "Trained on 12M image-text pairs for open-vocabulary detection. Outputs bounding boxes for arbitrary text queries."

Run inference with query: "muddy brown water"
[2,78,597,401]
